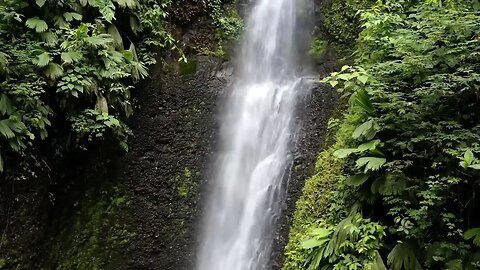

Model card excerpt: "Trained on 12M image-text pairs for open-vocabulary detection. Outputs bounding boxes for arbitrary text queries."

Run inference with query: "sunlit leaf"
[26,17,48,32]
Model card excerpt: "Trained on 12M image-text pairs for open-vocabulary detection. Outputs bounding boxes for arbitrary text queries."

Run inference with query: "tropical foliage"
[285,0,480,269]
[0,0,177,177]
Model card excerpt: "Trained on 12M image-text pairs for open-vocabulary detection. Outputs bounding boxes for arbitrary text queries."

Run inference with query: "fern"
[387,242,421,270]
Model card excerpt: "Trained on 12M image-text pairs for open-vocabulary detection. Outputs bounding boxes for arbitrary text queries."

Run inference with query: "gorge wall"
[0,0,354,269]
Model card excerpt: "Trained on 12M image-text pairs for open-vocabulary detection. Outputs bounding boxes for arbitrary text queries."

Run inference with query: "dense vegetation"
[0,0,181,181]
[285,0,480,269]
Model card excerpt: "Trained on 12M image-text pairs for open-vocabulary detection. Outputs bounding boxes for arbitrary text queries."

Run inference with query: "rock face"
[119,56,231,270]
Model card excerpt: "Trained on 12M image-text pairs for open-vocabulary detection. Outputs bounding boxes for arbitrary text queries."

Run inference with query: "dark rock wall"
[120,56,230,270]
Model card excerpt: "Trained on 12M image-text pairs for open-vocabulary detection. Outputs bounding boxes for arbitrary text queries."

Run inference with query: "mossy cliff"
[282,0,374,268]
[0,1,239,269]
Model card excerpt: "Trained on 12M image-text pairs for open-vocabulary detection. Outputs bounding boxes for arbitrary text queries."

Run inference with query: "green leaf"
[465,150,475,165]
[63,12,83,22]
[387,242,421,270]
[301,238,329,249]
[26,17,48,32]
[114,0,138,8]
[350,90,374,115]
[85,34,114,47]
[445,259,463,270]
[95,95,108,113]
[334,148,358,159]
[44,63,64,79]
[130,15,141,35]
[357,139,381,152]
[464,228,480,246]
[370,251,387,270]
[54,15,68,28]
[338,73,354,81]
[0,120,15,139]
[0,52,8,72]
[357,75,368,85]
[347,174,370,186]
[8,120,26,133]
[310,228,332,238]
[40,31,58,45]
[61,51,82,64]
[353,120,374,139]
[108,25,123,49]
[36,0,46,7]
[329,80,338,87]
[468,164,480,170]
[0,94,13,115]
[35,52,51,67]
[131,61,148,81]
[356,157,386,173]
[99,4,115,22]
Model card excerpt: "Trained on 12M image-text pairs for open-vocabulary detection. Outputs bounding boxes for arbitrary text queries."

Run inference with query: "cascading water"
[197,0,306,269]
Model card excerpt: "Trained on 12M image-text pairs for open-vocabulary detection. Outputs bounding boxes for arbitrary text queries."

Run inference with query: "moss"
[309,37,329,61]
[282,107,363,270]
[50,185,134,270]
[177,167,197,199]
[179,59,198,75]
[317,0,375,57]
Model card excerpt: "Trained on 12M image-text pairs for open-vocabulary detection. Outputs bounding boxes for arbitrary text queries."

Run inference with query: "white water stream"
[197,0,304,269]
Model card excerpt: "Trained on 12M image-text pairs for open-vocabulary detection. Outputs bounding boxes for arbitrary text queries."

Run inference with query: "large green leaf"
[369,251,387,270]
[108,24,123,49]
[464,228,480,246]
[26,17,48,32]
[356,157,386,173]
[310,228,332,238]
[350,89,375,115]
[357,139,381,152]
[0,94,13,115]
[61,51,82,63]
[0,119,15,139]
[63,12,82,22]
[347,174,370,186]
[85,34,114,47]
[129,15,141,35]
[40,31,58,45]
[352,120,374,140]
[44,63,64,79]
[387,242,421,270]
[114,0,138,9]
[301,238,329,249]
[333,148,358,159]
[36,0,46,7]
[469,164,480,170]
[0,52,8,72]
[35,52,51,67]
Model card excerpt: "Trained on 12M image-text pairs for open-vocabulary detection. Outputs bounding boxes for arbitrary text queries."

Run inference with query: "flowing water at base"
[197,0,306,269]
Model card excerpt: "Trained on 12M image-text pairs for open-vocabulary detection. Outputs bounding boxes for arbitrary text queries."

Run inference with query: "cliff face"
[0,1,344,269]
[118,56,230,269]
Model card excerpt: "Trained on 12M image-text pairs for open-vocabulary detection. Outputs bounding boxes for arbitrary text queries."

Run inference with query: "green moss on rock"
[282,110,362,270]
[177,167,197,198]
[316,0,375,57]
[179,59,198,75]
[50,185,134,270]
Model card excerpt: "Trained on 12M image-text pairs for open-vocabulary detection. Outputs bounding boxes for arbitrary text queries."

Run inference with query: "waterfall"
[197,0,306,269]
